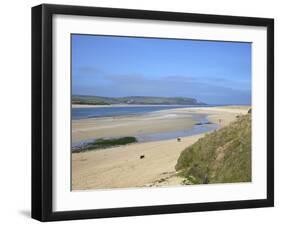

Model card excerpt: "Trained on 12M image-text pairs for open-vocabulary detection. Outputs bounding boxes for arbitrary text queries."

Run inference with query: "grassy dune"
[176,112,251,184]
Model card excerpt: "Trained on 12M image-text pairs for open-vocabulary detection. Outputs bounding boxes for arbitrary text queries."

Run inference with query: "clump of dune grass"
[176,113,251,184]
[72,137,137,153]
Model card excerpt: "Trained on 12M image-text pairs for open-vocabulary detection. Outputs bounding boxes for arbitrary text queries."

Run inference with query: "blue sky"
[72,34,251,105]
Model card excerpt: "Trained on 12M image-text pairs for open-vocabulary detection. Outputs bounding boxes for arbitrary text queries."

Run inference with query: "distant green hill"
[72,95,205,105]
[176,112,251,184]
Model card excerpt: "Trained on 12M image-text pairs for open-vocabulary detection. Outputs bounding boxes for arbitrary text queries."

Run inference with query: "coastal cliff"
[72,95,205,105]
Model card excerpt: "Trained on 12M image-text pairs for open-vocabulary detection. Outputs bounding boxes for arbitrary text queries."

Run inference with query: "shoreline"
[72,106,250,190]
[72,104,208,108]
[72,106,250,143]
[72,103,250,109]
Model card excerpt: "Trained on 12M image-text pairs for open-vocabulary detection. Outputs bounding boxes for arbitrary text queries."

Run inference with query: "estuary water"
[72,105,211,120]
[71,105,219,149]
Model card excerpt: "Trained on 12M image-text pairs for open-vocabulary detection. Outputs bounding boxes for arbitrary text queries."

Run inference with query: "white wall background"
[0,0,278,225]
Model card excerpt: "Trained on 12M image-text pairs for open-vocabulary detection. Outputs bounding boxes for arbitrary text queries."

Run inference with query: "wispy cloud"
[72,67,251,104]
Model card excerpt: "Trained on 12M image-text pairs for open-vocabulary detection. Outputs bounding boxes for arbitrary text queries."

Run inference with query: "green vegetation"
[72,137,137,153]
[73,101,110,105]
[72,95,205,105]
[176,113,251,184]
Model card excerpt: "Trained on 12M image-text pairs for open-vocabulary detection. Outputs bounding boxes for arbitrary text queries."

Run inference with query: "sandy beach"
[72,106,250,190]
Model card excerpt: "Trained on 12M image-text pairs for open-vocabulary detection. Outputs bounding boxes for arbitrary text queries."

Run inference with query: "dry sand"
[72,106,250,190]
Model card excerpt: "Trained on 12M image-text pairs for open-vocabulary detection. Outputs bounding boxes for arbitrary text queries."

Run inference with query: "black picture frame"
[32,4,274,222]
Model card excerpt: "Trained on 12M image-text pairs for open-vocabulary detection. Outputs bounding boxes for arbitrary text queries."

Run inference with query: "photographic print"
[32,4,273,221]
[71,35,252,190]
